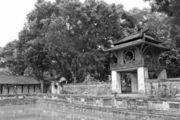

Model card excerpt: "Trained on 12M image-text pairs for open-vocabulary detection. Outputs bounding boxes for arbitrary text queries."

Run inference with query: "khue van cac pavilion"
[105,30,169,95]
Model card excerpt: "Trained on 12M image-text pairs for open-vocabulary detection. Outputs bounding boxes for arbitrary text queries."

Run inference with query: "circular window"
[123,49,135,64]
[125,51,134,61]
[144,50,153,63]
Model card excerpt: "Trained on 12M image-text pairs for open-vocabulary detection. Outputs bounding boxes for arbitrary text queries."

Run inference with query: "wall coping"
[146,78,180,82]
[36,93,180,102]
[64,83,110,87]
[1,93,180,102]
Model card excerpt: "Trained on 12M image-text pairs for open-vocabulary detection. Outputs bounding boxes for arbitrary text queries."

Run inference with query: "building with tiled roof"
[0,74,41,94]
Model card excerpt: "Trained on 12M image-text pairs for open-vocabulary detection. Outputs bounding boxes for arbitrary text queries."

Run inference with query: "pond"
[0,103,177,120]
[0,104,117,120]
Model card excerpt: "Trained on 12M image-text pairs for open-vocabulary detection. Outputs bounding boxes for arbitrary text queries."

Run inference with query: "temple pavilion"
[105,30,169,95]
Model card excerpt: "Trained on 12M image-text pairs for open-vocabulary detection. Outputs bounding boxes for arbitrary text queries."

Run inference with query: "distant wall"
[146,78,180,98]
[64,78,180,98]
[63,83,111,96]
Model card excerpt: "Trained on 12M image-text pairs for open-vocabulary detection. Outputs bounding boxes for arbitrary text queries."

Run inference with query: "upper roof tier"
[105,30,169,52]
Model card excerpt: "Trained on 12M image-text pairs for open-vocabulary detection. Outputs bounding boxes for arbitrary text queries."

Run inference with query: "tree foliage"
[129,8,170,42]
[145,0,180,77]
[3,0,127,84]
[146,0,180,47]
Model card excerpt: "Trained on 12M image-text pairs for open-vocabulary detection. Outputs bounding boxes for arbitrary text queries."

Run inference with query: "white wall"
[29,85,34,94]
[137,67,148,94]
[16,85,22,94]
[111,71,121,93]
[23,85,28,94]
[51,82,61,94]
[3,85,8,94]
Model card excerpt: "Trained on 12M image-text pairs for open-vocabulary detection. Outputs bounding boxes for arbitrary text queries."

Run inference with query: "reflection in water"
[0,105,108,120]
[0,104,175,120]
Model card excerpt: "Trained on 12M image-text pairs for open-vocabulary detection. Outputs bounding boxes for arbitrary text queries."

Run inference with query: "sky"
[0,0,150,47]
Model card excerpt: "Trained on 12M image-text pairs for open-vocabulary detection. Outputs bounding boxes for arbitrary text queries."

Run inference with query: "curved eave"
[104,40,169,52]
[104,39,144,52]
[145,41,170,51]
[113,33,142,45]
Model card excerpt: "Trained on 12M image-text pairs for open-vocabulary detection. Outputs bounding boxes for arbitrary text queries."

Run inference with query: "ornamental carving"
[123,49,135,64]
[144,50,153,62]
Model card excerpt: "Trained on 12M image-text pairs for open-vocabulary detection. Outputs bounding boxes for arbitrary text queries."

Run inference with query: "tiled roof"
[104,31,169,52]
[104,39,143,52]
[0,74,40,85]
[113,33,142,45]
[114,33,162,45]
[104,39,169,52]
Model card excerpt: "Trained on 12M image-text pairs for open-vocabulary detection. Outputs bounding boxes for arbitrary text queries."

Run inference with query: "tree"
[0,40,27,75]
[16,0,58,92]
[4,0,139,86]
[145,0,180,77]
[129,8,170,43]
[146,0,180,47]
[45,0,124,83]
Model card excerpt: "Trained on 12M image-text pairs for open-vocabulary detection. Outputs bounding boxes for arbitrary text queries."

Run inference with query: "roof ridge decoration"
[114,28,162,46]
[104,28,169,52]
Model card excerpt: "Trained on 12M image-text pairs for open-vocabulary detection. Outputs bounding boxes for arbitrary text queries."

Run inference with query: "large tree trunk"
[40,80,44,93]
[32,67,45,93]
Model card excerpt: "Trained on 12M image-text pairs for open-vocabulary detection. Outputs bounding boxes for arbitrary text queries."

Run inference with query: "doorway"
[121,71,138,94]
[121,73,132,93]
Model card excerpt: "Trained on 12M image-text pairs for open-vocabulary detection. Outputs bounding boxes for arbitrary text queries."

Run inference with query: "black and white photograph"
[0,0,179,120]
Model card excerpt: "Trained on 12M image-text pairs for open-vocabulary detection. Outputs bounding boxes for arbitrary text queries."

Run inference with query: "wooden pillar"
[3,85,8,94]
[7,85,9,94]
[34,85,35,93]
[21,85,23,94]
[0,85,2,94]
[40,81,44,93]
[28,85,29,93]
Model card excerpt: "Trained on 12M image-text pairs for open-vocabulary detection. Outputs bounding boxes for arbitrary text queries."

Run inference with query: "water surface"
[0,104,114,120]
[0,104,177,120]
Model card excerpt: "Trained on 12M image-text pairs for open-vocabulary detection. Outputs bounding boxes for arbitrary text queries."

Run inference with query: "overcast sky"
[0,0,149,47]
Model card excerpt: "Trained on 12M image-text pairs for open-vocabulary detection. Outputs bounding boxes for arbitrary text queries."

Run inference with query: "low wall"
[146,78,180,98]
[0,94,180,119]
[36,93,180,119]
[64,80,180,99]
[0,94,36,106]
[63,83,111,96]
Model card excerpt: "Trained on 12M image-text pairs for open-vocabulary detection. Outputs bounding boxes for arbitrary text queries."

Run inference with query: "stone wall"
[63,83,111,96]
[36,94,180,119]
[63,79,180,98]
[1,94,180,119]
[146,78,180,98]
[0,95,36,106]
